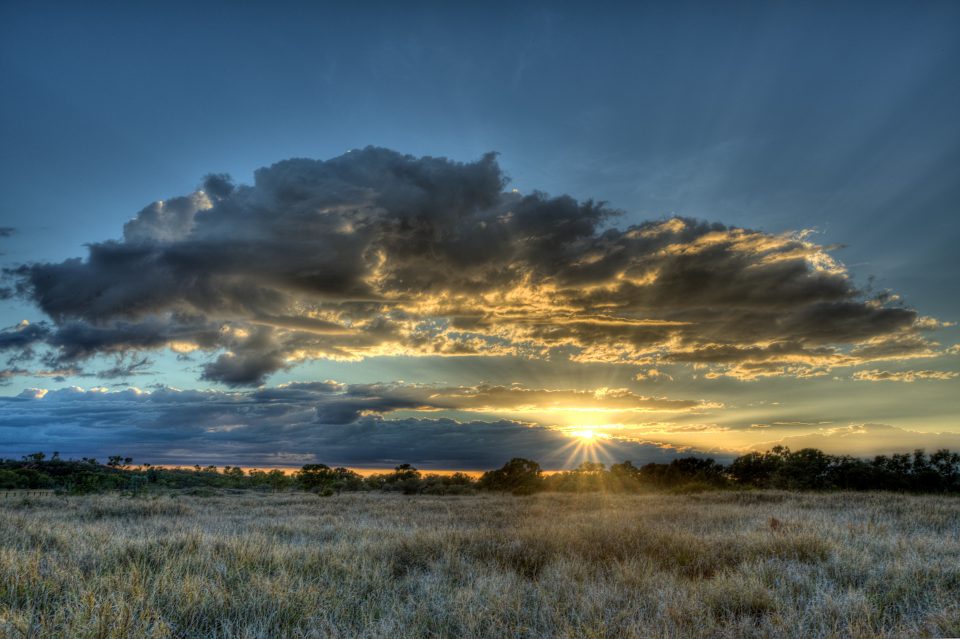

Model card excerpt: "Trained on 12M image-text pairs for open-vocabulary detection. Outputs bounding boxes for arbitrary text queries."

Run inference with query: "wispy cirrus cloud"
[2,148,949,386]
[852,369,959,382]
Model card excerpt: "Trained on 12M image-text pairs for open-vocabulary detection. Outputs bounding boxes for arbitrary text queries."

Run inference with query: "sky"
[1,0,959,469]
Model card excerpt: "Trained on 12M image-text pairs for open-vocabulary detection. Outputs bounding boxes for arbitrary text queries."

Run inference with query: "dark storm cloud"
[200,173,235,200]
[0,384,705,468]
[6,148,947,384]
[46,317,220,362]
[0,321,51,351]
[199,326,290,386]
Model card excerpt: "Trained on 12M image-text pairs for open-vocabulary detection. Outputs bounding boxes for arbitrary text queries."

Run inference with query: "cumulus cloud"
[852,369,959,382]
[0,383,707,468]
[4,147,948,385]
[751,423,960,456]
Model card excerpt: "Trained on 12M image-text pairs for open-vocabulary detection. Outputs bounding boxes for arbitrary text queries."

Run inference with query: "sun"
[556,427,614,467]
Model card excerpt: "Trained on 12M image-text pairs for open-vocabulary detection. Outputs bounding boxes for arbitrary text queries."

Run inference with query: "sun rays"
[554,426,618,467]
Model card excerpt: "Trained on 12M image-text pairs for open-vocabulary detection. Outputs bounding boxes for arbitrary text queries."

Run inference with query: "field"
[1,491,958,638]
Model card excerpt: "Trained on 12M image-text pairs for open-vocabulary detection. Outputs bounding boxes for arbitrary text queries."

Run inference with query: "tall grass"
[1,491,958,638]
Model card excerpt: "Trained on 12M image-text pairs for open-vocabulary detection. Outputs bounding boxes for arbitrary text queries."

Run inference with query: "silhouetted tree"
[297,464,336,490]
[774,448,833,490]
[609,460,643,492]
[825,455,875,490]
[108,455,133,469]
[297,464,363,493]
[478,458,543,494]
[729,451,782,488]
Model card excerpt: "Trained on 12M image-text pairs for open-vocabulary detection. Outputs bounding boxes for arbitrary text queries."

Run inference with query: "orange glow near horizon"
[146,464,484,477]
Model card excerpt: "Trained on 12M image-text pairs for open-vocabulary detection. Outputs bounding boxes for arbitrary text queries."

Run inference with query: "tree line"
[2,446,959,495]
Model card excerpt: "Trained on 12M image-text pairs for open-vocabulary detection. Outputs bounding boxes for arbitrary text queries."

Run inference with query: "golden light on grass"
[2,491,957,636]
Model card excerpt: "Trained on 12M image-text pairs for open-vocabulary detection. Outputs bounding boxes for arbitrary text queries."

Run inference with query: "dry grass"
[1,491,958,638]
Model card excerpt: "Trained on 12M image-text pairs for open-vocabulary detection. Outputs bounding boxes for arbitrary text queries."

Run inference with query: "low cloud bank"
[0,383,705,468]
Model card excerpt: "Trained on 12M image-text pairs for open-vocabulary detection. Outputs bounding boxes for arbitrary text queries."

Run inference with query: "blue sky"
[1,1,958,468]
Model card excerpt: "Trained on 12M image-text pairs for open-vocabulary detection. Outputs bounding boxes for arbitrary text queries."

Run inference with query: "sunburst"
[554,426,616,467]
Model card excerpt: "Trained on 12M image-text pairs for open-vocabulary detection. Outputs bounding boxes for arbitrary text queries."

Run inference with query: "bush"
[478,458,543,493]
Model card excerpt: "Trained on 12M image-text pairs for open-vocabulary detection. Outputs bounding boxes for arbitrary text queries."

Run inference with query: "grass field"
[1,491,958,638]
